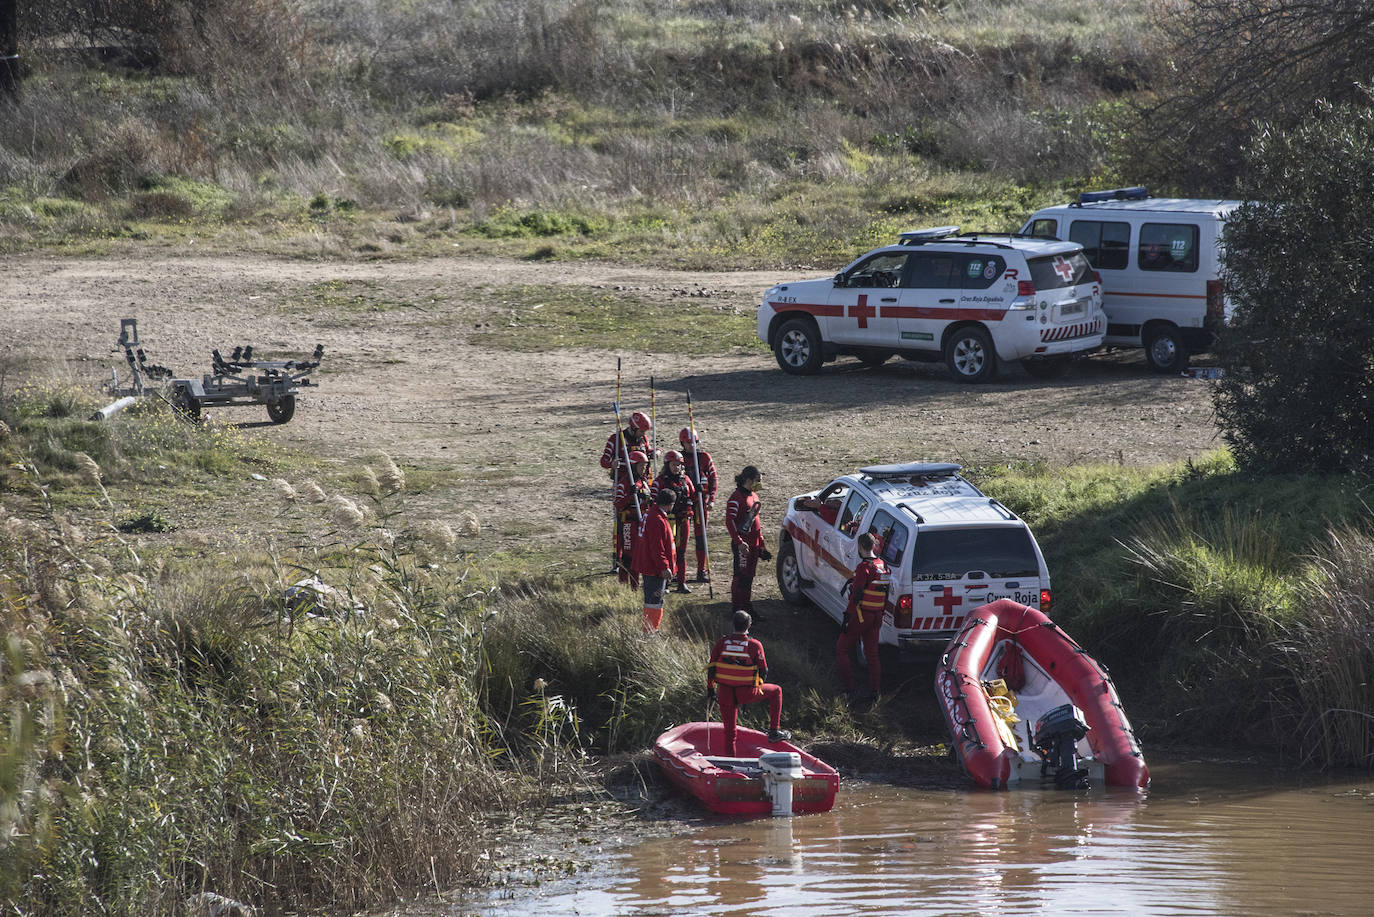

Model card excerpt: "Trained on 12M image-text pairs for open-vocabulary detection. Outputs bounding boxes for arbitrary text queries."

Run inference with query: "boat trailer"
[101,318,323,424]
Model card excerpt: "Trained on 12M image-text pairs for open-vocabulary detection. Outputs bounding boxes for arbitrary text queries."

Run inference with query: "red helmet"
[628,450,648,464]
[630,411,651,431]
[664,450,683,464]
[679,427,698,446]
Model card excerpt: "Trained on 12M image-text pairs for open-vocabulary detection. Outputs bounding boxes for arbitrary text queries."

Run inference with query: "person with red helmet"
[707,610,790,755]
[678,427,718,583]
[651,450,697,593]
[836,532,889,701]
[601,411,653,574]
[614,449,651,587]
[632,488,678,631]
[725,465,770,619]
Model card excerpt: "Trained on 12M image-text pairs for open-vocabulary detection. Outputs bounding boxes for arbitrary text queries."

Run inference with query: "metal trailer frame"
[108,318,324,425]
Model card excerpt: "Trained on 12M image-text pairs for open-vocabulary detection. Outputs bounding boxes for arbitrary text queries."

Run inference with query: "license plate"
[1059,299,1085,317]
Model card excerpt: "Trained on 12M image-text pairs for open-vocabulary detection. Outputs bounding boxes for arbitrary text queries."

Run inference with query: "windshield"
[1028,251,1095,290]
[911,527,1040,580]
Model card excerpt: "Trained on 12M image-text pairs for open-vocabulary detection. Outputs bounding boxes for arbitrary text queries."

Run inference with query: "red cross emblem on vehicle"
[848,294,876,329]
[933,586,962,615]
[1052,256,1073,283]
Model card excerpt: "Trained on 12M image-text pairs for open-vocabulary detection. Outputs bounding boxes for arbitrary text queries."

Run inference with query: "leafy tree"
[1134,0,1374,194]
[1214,101,1374,474]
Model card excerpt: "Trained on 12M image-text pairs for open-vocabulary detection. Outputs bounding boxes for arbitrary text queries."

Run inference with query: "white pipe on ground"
[91,396,137,421]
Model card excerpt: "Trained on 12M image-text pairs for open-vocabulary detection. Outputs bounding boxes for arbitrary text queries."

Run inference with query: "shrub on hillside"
[1213,101,1374,475]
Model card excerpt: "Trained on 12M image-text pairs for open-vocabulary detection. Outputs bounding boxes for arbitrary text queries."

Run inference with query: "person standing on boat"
[633,487,678,632]
[707,610,790,755]
[836,532,889,701]
[725,465,770,619]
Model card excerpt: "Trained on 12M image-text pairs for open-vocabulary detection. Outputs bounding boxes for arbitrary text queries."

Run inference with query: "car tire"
[774,318,823,375]
[858,351,893,368]
[944,326,998,383]
[1144,324,1188,373]
[1020,356,1070,380]
[776,539,807,605]
[266,394,296,424]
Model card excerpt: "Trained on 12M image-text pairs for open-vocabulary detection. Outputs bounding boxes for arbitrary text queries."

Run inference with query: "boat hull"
[653,722,840,816]
[935,599,1149,789]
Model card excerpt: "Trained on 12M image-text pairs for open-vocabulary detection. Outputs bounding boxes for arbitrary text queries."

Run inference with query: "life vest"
[856,558,890,624]
[712,635,762,687]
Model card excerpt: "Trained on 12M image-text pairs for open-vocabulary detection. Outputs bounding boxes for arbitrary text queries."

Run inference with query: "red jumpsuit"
[650,468,696,588]
[681,447,717,579]
[632,503,676,631]
[835,554,889,695]
[614,466,650,587]
[707,632,782,756]
[601,427,651,569]
[725,486,766,613]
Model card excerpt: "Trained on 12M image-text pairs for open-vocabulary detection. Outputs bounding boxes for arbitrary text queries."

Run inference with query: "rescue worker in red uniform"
[725,465,770,619]
[835,532,889,700]
[632,488,678,632]
[601,412,653,573]
[679,427,718,583]
[651,450,696,594]
[707,610,790,755]
[614,450,651,587]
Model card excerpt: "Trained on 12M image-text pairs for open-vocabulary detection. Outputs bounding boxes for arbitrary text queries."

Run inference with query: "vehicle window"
[1138,223,1199,272]
[1026,218,1058,239]
[961,255,1007,291]
[908,253,964,289]
[911,527,1040,579]
[837,492,870,538]
[1068,220,1130,270]
[868,510,908,566]
[814,483,850,527]
[844,253,909,288]
[1028,251,1095,290]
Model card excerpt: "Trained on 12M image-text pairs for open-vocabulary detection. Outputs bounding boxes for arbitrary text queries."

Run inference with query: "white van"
[1019,188,1243,372]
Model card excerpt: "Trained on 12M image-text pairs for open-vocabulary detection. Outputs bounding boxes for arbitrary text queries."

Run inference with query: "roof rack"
[898,225,960,245]
[1075,186,1150,206]
[860,462,962,479]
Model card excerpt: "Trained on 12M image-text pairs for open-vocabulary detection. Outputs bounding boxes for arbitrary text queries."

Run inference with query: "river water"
[443,756,1374,916]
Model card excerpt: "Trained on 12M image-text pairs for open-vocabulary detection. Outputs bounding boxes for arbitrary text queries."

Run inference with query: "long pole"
[611,401,643,524]
[649,374,657,476]
[610,358,622,573]
[686,389,713,597]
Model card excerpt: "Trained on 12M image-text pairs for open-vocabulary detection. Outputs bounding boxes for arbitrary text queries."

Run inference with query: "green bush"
[1214,102,1374,475]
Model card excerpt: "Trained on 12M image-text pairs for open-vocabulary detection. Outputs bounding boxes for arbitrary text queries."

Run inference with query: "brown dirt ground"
[0,250,1223,581]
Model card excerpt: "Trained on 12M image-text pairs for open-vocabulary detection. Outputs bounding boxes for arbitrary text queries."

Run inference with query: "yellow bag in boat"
[983,679,1021,751]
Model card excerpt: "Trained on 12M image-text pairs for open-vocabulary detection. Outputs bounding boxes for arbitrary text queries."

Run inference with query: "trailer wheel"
[267,394,296,424]
[174,387,201,423]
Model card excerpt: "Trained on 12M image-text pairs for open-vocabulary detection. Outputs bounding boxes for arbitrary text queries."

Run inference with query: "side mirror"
[833,273,846,288]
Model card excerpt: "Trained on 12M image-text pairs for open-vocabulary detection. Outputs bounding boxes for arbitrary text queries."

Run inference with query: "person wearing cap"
[725,465,770,620]
[633,487,678,631]
[835,531,889,701]
[678,427,718,583]
[614,450,652,587]
[707,610,790,754]
[651,451,697,593]
[601,411,653,575]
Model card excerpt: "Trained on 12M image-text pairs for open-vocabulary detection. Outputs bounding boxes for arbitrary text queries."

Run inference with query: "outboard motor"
[1032,703,1091,789]
[759,752,804,816]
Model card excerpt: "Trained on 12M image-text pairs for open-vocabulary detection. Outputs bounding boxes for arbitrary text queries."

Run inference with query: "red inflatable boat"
[935,599,1149,790]
[654,722,840,816]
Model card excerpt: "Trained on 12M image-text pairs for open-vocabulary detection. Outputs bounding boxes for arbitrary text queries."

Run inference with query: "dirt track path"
[1,251,1223,561]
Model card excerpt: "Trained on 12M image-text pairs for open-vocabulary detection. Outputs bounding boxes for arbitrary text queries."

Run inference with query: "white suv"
[758,228,1107,382]
[776,463,1052,647]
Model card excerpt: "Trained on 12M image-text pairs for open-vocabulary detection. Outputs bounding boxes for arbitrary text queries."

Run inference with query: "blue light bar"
[1078,187,1149,204]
